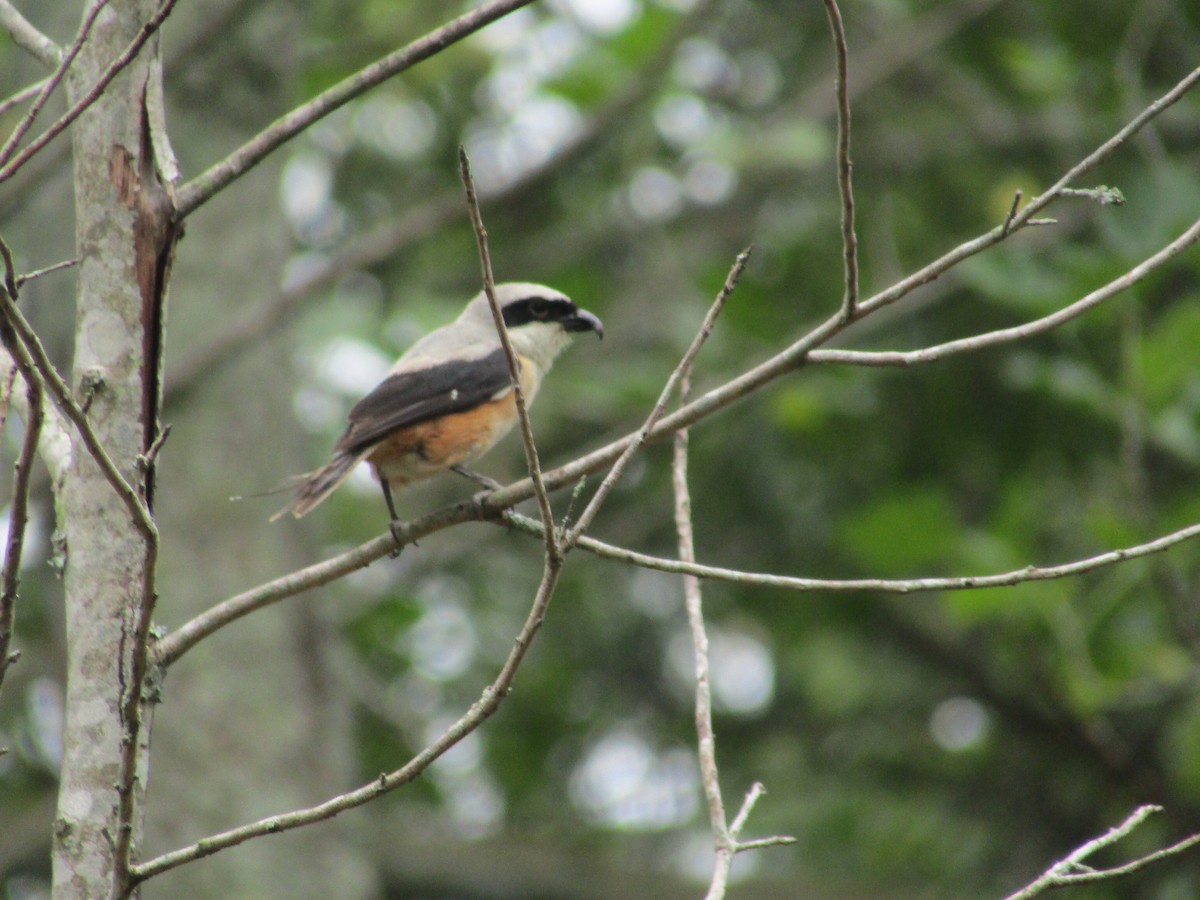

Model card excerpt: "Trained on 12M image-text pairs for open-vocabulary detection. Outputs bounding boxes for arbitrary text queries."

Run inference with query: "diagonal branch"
[0,0,110,171]
[808,214,1200,369]
[0,0,61,68]
[459,147,558,561]
[0,241,154,544]
[1003,805,1200,900]
[173,0,538,219]
[0,0,182,185]
[560,248,752,552]
[0,78,49,119]
[498,511,1200,598]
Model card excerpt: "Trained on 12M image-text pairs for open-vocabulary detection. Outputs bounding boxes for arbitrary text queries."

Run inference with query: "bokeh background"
[2,0,1200,897]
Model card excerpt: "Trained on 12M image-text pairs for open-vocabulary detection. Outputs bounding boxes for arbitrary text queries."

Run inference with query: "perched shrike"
[273,282,603,524]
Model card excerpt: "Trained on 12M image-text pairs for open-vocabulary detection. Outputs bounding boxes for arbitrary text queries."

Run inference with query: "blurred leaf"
[836,484,959,573]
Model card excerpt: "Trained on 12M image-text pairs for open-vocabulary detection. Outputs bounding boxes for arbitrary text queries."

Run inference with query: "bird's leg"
[380,480,404,556]
[450,464,503,491]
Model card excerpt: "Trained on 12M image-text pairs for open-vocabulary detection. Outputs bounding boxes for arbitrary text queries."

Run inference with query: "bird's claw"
[388,520,405,558]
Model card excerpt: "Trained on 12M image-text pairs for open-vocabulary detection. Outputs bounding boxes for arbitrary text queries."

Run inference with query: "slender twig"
[134,552,564,885]
[1003,806,1200,900]
[0,0,62,68]
[0,0,181,185]
[15,256,78,287]
[822,0,858,319]
[673,355,733,900]
[0,79,49,119]
[173,0,537,219]
[727,782,795,854]
[0,0,111,171]
[808,213,1200,369]
[458,147,558,561]
[1060,185,1125,205]
[561,248,751,552]
[1001,189,1023,236]
[0,258,43,695]
[0,241,154,543]
[499,510,1200,598]
[150,498,485,668]
[795,0,1006,119]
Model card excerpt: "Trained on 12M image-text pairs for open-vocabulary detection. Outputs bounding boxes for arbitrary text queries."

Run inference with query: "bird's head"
[462,282,603,368]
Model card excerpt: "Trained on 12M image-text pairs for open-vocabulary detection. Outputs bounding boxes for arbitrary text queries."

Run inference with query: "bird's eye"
[528,299,550,319]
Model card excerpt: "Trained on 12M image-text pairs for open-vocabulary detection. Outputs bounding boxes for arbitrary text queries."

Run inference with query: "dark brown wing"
[334,348,513,455]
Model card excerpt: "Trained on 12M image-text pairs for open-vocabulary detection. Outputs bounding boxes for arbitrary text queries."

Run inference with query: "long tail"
[270,451,367,520]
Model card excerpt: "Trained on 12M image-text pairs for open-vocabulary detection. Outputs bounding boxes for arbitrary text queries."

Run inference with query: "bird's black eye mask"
[501,296,577,328]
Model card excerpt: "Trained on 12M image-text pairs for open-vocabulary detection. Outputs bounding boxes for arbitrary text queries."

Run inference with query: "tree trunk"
[51,1,176,895]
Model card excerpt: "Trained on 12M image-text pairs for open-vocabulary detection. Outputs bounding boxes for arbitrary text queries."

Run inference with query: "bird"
[272,282,603,527]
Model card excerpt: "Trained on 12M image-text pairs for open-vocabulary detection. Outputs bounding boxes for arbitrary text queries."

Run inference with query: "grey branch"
[0,1,61,68]
[499,511,1200,599]
[459,147,558,562]
[808,212,1200,368]
[0,0,181,184]
[1002,805,1200,900]
[173,0,538,219]
[0,244,155,545]
[560,247,751,552]
[821,0,859,319]
[671,321,730,897]
[0,253,43,695]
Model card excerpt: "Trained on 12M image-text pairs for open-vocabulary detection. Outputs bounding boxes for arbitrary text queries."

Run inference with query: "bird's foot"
[388,519,406,558]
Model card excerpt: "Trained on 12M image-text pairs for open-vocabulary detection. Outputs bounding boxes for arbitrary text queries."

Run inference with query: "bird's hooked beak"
[563,308,604,339]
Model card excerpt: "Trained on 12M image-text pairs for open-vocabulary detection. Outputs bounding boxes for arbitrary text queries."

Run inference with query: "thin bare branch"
[0,0,181,185]
[150,496,491,668]
[0,271,42,694]
[1001,189,1023,236]
[499,510,1200,598]
[0,240,154,544]
[0,373,40,688]
[136,552,563,885]
[1060,185,1125,205]
[727,782,796,853]
[0,1,60,68]
[173,0,538,219]
[0,78,48,119]
[673,357,734,900]
[821,0,859,319]
[459,147,558,562]
[1003,806,1200,900]
[561,247,751,552]
[796,0,1007,119]
[15,256,77,287]
[0,0,111,171]
[808,212,1200,368]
